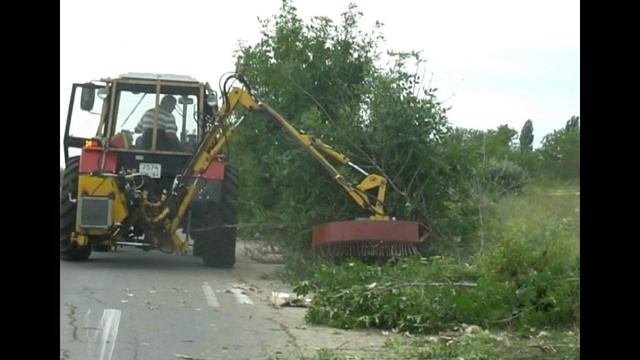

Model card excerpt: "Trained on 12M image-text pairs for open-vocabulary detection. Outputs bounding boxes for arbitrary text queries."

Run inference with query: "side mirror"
[80,84,95,111]
[206,94,219,114]
[97,88,108,100]
[206,93,217,107]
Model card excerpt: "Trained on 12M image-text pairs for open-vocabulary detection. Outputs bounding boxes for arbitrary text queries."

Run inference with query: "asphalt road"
[60,246,299,360]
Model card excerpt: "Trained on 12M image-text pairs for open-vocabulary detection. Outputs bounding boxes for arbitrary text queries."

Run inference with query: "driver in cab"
[134,95,182,151]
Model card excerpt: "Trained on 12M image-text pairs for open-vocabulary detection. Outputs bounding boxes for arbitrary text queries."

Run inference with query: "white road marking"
[202,285,220,307]
[87,309,122,360]
[230,288,254,305]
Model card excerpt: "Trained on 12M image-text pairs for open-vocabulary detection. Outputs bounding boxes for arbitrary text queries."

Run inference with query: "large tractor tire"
[60,156,91,261]
[190,164,238,268]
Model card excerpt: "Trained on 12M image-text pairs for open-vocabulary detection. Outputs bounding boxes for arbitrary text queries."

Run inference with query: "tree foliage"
[487,124,518,160]
[538,116,580,180]
[565,115,580,131]
[519,119,534,152]
[231,0,477,253]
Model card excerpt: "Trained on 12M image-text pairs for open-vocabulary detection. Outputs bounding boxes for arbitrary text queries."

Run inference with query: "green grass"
[479,181,580,329]
[483,180,579,258]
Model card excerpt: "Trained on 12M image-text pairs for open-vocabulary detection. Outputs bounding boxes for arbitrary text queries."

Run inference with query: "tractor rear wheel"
[190,164,238,268]
[92,244,111,252]
[60,156,91,261]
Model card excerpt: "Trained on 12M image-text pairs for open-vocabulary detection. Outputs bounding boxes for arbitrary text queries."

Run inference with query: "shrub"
[484,157,529,195]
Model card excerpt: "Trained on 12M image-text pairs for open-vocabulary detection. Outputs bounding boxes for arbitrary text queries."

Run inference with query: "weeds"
[303,182,580,334]
[268,328,579,359]
[383,328,579,359]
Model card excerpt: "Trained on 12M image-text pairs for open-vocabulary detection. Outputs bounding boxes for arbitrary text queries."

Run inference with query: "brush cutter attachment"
[312,219,430,260]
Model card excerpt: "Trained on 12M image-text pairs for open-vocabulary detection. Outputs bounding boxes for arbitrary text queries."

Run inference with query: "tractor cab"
[63,73,217,190]
[60,73,235,267]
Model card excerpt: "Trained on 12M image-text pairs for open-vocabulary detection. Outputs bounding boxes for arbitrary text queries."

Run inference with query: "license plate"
[139,162,161,178]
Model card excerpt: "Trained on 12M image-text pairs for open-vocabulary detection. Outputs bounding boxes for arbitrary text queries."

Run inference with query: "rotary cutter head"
[312,219,431,260]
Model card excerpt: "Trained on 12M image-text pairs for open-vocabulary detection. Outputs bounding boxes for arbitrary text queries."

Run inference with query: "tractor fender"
[190,160,226,215]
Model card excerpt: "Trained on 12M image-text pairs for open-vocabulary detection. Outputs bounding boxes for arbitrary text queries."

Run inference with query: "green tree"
[481,124,518,162]
[232,0,474,254]
[519,119,534,152]
[231,0,382,239]
[565,115,579,131]
[515,119,538,175]
[538,116,580,180]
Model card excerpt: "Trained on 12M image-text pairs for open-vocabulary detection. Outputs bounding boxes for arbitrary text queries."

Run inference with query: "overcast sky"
[60,0,579,166]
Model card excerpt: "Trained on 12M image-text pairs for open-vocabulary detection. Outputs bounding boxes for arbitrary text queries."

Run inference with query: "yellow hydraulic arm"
[256,101,388,219]
[161,83,389,252]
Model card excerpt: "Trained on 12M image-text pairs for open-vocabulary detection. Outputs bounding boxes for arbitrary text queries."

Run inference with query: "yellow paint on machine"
[75,174,129,232]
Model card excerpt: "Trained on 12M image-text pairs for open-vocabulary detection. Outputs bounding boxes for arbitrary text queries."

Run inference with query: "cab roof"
[118,73,200,83]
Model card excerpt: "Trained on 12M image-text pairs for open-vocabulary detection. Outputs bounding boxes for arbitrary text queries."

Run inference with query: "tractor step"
[116,241,153,248]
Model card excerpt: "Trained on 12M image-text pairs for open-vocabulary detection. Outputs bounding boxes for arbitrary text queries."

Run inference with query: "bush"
[481,237,579,329]
[480,181,580,328]
[484,157,529,195]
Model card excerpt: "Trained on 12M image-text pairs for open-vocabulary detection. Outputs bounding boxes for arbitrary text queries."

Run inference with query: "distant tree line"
[449,116,580,183]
